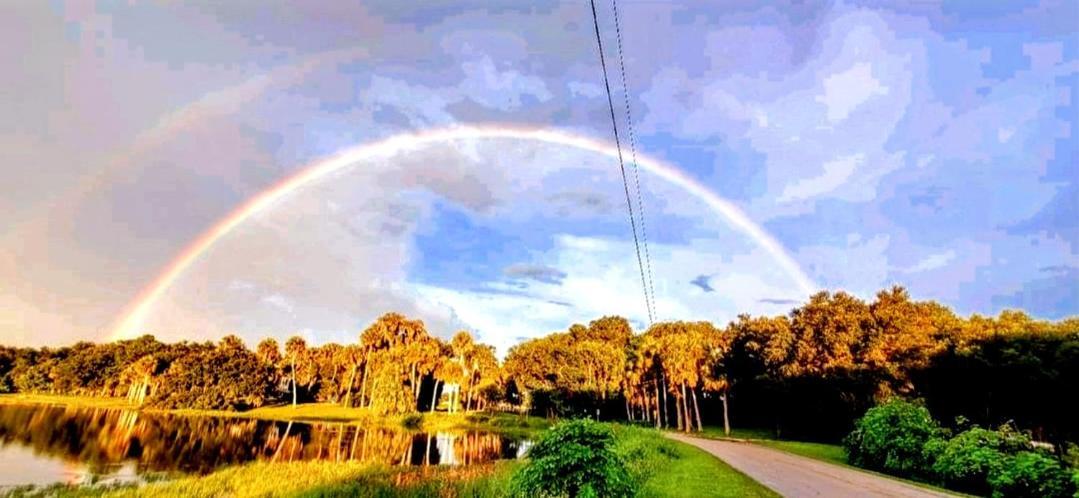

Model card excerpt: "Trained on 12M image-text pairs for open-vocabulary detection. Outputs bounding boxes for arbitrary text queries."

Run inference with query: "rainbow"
[109,125,817,341]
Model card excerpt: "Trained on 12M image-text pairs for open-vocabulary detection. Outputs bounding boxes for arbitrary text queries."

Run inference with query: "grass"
[755,440,848,466]
[2,461,517,498]
[0,394,550,436]
[612,425,778,498]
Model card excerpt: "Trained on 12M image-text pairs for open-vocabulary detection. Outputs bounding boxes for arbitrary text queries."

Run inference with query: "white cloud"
[903,249,956,273]
[459,56,552,110]
[261,294,295,314]
[779,154,864,202]
[815,63,889,123]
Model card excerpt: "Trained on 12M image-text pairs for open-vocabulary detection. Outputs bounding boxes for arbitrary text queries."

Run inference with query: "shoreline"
[0,393,549,436]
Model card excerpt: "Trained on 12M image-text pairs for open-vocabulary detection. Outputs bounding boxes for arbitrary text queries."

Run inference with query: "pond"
[0,404,528,490]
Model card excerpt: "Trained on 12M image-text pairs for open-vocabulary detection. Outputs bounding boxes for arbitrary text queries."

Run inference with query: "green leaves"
[511,419,632,498]
[843,399,942,478]
[847,401,1078,497]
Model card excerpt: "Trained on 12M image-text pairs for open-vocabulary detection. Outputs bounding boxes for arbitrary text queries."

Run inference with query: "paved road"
[666,433,954,498]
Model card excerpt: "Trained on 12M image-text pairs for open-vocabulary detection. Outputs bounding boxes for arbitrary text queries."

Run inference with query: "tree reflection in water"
[0,405,524,479]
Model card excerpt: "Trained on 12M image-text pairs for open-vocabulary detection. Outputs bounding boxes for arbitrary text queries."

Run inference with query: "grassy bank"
[3,461,517,498]
[0,394,549,435]
[612,426,777,498]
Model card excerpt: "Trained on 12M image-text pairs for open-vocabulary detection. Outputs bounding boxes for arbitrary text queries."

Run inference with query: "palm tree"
[285,336,307,407]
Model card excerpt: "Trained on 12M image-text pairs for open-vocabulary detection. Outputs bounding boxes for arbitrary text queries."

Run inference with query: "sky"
[1,0,1076,354]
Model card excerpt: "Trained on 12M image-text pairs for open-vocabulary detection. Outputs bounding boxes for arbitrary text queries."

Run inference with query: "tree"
[285,336,307,407]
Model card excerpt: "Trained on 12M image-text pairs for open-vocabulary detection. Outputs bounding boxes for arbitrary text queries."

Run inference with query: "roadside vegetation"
[505,419,775,498]
[845,399,1079,498]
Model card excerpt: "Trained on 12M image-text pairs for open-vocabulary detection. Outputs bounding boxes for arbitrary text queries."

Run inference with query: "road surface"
[666,433,955,497]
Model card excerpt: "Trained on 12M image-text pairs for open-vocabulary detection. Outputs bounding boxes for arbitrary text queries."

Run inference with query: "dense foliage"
[845,401,1078,497]
[510,419,631,498]
[843,399,942,478]
[931,425,1031,495]
[0,313,501,414]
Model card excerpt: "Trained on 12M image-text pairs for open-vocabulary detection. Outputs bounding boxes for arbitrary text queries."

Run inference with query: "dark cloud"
[547,191,613,217]
[690,275,715,292]
[503,263,567,285]
[759,298,799,305]
[1039,265,1075,275]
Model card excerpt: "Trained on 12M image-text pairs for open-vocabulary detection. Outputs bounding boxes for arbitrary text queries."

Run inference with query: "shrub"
[987,451,1077,498]
[510,419,632,498]
[931,425,1031,495]
[843,399,942,478]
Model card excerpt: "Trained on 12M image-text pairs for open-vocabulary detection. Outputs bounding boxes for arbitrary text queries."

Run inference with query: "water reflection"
[0,404,525,488]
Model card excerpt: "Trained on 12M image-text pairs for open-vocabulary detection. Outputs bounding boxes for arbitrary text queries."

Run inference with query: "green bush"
[932,425,1031,495]
[843,399,942,478]
[510,419,632,498]
[987,451,1077,498]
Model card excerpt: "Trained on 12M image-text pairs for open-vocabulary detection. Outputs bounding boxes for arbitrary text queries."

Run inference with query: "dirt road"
[666,433,955,497]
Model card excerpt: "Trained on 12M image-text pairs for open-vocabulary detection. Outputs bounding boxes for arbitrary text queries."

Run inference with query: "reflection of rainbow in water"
[109,125,818,341]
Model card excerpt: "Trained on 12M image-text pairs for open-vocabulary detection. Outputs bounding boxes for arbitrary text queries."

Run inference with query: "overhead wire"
[588,0,655,325]
[610,0,658,322]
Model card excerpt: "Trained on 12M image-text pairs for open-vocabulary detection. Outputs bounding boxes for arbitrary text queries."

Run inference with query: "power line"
[610,0,658,322]
[589,0,654,325]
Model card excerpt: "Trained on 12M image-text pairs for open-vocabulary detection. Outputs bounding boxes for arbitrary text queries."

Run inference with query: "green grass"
[3,461,517,498]
[612,425,778,498]
[755,440,848,466]
[0,394,549,436]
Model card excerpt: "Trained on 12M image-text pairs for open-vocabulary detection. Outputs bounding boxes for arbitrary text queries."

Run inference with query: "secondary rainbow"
[109,124,818,341]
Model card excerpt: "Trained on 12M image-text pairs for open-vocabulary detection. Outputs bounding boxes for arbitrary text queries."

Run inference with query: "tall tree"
[285,336,307,407]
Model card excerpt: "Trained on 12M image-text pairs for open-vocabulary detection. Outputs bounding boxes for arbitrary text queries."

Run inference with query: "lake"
[0,404,528,490]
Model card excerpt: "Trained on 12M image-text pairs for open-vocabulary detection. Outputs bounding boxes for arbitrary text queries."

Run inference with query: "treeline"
[0,313,499,415]
[1,287,1075,451]
[505,287,1077,450]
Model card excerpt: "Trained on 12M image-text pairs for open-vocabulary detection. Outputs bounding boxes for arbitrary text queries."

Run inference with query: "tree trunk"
[625,397,632,421]
[430,380,440,412]
[342,364,358,408]
[660,374,669,429]
[691,386,703,432]
[681,383,691,432]
[358,360,369,408]
[291,357,298,407]
[410,365,418,403]
[720,393,731,436]
[653,381,662,429]
[675,391,684,431]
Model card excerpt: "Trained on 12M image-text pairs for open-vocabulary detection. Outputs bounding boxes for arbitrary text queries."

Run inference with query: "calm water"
[0,404,527,489]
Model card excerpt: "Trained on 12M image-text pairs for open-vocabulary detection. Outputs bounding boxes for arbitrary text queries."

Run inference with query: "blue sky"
[1,1,1075,352]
